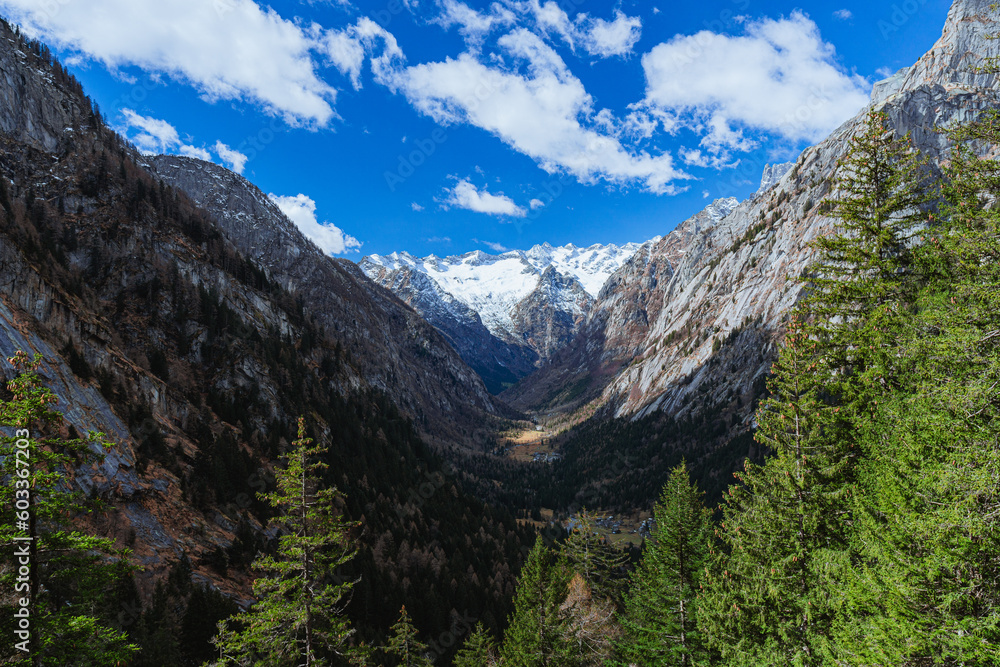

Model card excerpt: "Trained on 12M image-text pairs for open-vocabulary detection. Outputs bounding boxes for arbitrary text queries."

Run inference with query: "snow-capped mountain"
[360,241,644,392]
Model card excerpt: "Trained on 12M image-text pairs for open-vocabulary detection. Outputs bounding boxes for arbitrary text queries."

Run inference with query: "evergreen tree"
[699,318,852,666]
[807,109,934,412]
[501,537,577,667]
[560,509,628,604]
[0,351,138,666]
[838,111,1000,665]
[454,623,498,666]
[383,606,432,667]
[615,462,714,667]
[209,417,359,666]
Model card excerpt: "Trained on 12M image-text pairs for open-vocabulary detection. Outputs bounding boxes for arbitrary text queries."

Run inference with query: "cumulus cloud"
[2,0,338,125]
[445,180,526,217]
[179,145,213,161]
[578,11,642,58]
[214,141,249,174]
[120,109,221,161]
[269,193,362,254]
[121,109,181,153]
[640,12,869,155]
[322,17,405,89]
[411,202,425,211]
[520,1,642,57]
[389,29,685,193]
[433,0,514,45]
[833,9,853,20]
[529,198,545,209]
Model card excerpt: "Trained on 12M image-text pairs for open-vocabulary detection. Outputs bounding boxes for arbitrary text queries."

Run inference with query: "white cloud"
[322,17,405,90]
[427,235,452,243]
[521,1,642,58]
[641,12,869,155]
[121,109,180,153]
[433,0,513,45]
[214,142,249,175]
[445,180,526,217]
[474,238,509,252]
[579,11,642,58]
[2,0,338,125]
[702,189,710,198]
[179,145,213,161]
[411,202,425,211]
[268,193,361,254]
[529,198,545,209]
[679,147,739,170]
[120,109,217,161]
[389,29,685,193]
[833,9,853,20]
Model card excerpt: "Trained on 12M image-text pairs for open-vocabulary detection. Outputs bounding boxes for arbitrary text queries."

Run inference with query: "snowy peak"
[520,241,645,297]
[360,240,643,371]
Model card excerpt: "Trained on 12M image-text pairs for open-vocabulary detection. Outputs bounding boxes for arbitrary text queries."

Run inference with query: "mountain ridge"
[360,239,645,392]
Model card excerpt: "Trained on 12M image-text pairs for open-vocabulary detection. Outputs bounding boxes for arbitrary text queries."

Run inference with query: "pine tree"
[454,622,498,666]
[501,537,578,667]
[561,509,628,603]
[615,462,714,667]
[0,351,138,666]
[209,417,359,666]
[838,111,1000,665]
[806,109,934,412]
[699,319,852,666]
[384,606,433,667]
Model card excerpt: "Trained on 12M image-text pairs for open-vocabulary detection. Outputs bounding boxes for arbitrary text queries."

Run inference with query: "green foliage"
[615,463,714,667]
[700,319,854,666]
[501,537,577,667]
[560,510,628,604]
[454,623,498,667]
[208,418,359,666]
[836,110,1000,665]
[383,606,432,667]
[0,351,138,665]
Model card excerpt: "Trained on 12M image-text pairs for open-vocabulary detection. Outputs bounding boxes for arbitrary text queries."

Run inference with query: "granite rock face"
[508,0,1000,424]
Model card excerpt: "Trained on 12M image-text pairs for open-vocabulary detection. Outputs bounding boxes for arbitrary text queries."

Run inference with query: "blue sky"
[0,0,951,258]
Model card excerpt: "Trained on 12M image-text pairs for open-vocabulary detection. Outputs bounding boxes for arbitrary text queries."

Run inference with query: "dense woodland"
[2,14,1000,667]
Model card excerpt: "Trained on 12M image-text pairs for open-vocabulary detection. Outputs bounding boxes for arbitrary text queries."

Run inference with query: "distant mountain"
[360,241,644,392]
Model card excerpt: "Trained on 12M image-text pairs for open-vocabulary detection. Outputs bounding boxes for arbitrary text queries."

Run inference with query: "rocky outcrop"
[510,266,593,361]
[509,0,1000,424]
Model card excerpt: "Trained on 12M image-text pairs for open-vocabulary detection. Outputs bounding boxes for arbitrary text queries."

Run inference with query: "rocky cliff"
[508,0,1000,427]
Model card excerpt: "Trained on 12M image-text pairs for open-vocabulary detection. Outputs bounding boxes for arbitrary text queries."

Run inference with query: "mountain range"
[0,0,996,660]
[360,241,643,392]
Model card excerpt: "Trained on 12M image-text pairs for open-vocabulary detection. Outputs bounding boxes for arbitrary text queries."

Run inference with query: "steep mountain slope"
[147,155,507,441]
[510,0,999,435]
[0,19,532,654]
[360,242,642,391]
